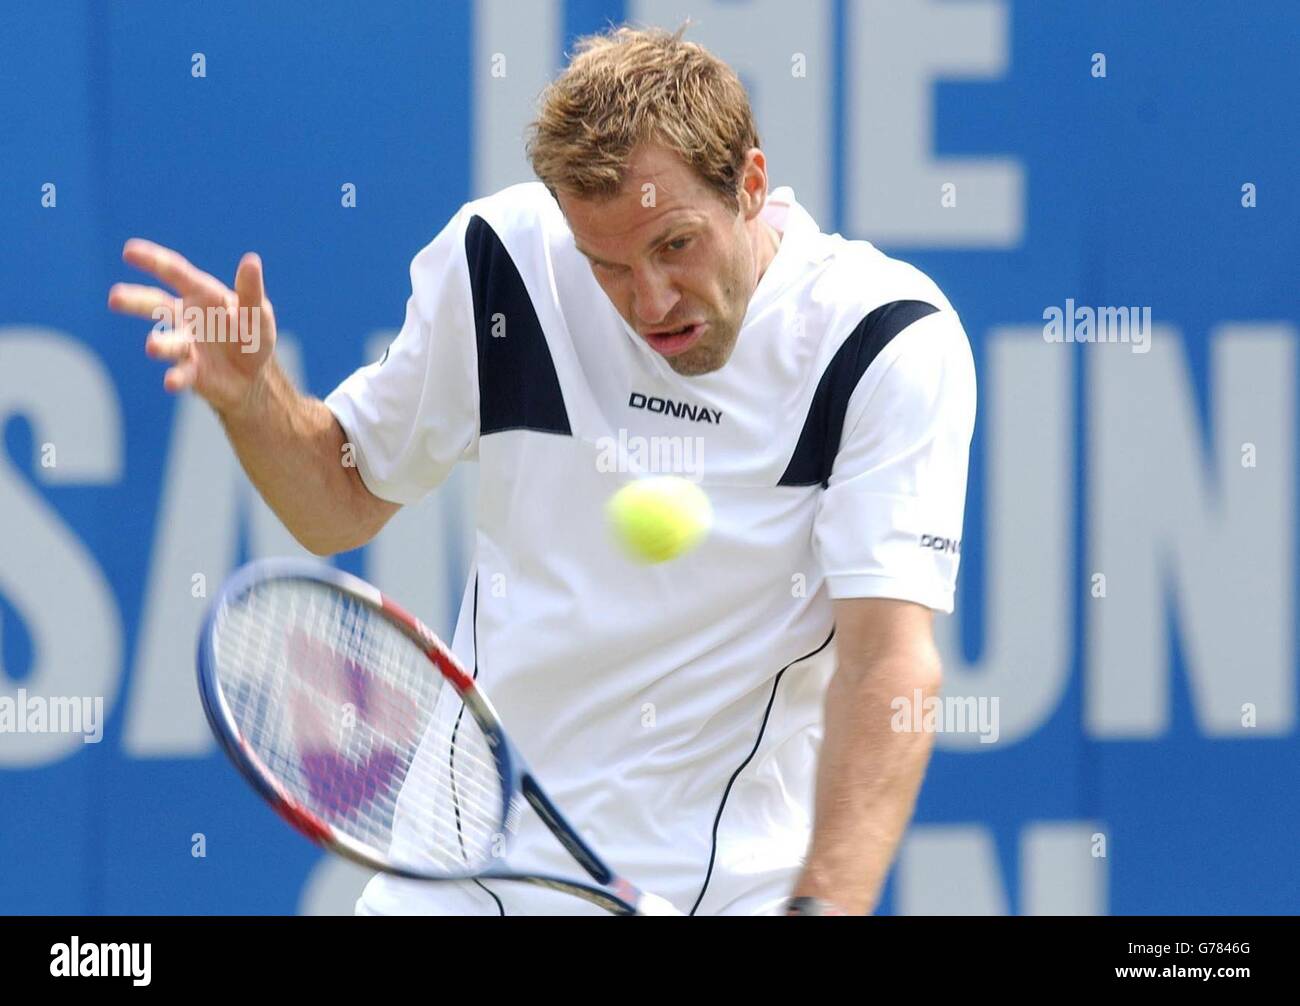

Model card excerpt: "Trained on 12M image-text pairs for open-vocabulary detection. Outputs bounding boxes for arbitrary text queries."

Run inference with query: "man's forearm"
[217,359,396,555]
[795,654,941,914]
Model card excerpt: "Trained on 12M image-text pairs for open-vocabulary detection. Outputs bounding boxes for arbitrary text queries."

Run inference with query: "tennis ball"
[606,476,713,564]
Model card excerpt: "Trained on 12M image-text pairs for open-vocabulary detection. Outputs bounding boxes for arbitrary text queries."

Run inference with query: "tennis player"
[109,25,975,916]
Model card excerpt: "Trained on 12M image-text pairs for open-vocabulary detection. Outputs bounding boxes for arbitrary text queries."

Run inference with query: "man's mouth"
[642,322,706,357]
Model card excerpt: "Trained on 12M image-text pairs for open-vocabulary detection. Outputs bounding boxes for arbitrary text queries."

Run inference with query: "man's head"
[527,26,774,376]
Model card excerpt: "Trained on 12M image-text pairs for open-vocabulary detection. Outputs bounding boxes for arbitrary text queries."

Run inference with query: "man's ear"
[738,148,768,221]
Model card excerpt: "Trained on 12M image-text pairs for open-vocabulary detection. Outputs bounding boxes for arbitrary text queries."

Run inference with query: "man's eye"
[666,237,691,252]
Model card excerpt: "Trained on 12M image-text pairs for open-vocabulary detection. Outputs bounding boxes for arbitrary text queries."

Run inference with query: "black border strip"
[465,214,572,439]
[779,300,939,488]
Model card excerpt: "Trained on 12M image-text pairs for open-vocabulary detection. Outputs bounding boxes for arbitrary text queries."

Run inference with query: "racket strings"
[212,580,507,874]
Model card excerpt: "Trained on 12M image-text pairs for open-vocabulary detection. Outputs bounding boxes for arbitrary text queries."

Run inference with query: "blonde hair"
[526,25,760,208]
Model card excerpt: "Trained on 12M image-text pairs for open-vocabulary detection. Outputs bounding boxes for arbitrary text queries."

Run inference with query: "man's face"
[558,144,769,376]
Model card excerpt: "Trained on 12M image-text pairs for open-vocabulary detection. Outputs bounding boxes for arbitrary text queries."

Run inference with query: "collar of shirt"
[744,186,827,323]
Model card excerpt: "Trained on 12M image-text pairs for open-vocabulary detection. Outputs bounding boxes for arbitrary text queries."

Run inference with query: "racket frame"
[198,557,675,916]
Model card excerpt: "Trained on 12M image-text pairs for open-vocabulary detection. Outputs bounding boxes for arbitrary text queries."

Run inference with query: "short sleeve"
[813,310,976,613]
[324,208,480,505]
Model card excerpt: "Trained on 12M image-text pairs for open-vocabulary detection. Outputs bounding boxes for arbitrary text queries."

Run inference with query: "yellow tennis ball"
[606,476,713,564]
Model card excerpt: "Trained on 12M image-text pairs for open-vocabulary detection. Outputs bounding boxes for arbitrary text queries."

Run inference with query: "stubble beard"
[664,318,741,376]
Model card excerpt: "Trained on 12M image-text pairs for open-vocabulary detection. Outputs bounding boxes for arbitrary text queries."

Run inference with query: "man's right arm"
[109,238,400,556]
[218,358,400,556]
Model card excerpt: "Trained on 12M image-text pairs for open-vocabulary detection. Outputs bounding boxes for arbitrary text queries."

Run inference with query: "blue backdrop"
[1,0,1296,914]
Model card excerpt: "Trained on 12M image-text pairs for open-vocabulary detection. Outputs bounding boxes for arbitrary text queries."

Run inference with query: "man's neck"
[754,219,782,286]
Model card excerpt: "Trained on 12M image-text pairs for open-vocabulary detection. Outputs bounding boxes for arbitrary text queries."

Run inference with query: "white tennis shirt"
[325,182,976,915]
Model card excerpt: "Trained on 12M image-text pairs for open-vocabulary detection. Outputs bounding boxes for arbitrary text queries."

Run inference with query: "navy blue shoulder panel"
[465,214,572,437]
[778,299,939,488]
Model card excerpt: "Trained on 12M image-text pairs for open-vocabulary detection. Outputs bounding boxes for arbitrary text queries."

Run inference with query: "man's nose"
[631,266,680,328]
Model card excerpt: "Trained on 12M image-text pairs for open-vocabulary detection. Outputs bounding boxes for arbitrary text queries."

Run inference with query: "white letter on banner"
[0,329,122,767]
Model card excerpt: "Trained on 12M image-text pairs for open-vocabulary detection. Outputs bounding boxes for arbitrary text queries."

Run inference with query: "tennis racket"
[197,557,680,916]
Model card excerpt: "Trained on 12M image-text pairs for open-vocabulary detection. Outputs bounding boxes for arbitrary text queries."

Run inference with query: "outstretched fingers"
[145,329,196,363]
[234,252,266,309]
[122,238,229,304]
[163,356,199,394]
[108,282,180,321]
